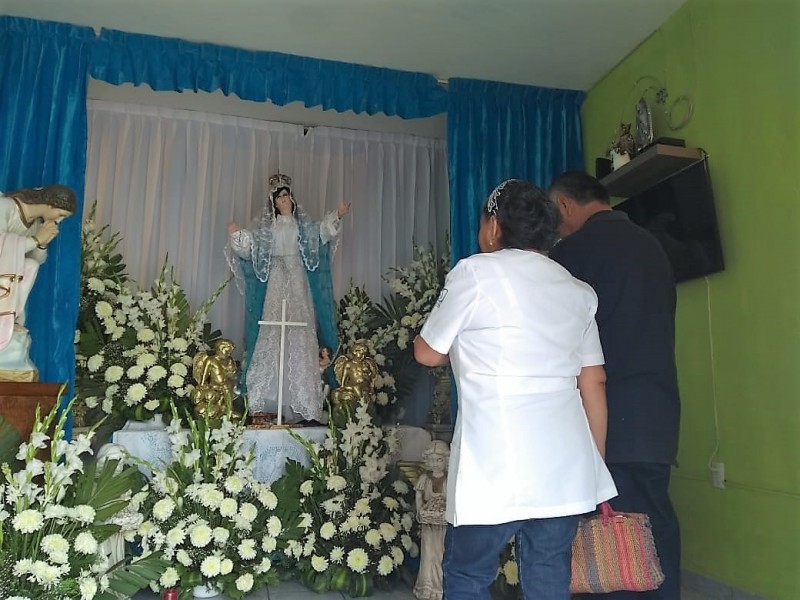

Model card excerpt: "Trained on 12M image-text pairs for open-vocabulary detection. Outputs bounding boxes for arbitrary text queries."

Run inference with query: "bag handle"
[599,501,622,524]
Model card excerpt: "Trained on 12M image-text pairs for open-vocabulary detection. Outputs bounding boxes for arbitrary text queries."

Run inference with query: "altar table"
[112,423,432,483]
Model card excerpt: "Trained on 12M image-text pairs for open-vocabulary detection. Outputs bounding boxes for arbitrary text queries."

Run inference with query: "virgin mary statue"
[226,173,350,422]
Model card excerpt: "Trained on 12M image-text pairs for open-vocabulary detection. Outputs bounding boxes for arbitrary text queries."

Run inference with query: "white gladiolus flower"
[236,573,254,592]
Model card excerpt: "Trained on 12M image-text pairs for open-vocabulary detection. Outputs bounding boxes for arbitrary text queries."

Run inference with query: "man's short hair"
[548,171,610,205]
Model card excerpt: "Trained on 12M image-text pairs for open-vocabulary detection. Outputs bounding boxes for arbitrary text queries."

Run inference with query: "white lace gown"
[231,212,339,422]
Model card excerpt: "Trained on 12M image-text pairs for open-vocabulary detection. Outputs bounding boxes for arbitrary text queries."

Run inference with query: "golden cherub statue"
[331,340,380,412]
[190,339,240,423]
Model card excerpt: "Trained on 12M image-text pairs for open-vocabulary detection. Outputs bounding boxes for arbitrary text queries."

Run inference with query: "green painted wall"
[580,1,800,597]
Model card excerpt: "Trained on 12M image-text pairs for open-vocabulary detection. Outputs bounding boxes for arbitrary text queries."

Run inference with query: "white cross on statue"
[258,299,308,425]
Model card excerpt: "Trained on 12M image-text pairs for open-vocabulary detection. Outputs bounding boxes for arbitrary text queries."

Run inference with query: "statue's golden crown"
[268,173,292,190]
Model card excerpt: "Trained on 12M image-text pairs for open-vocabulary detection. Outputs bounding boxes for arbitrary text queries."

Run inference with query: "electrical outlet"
[710,462,725,489]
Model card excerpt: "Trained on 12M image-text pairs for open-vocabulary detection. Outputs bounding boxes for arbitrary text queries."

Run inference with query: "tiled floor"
[136,580,714,599]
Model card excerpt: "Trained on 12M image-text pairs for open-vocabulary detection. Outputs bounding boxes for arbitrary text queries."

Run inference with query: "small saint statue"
[331,340,379,412]
[414,440,450,600]
[190,339,240,424]
[0,184,76,381]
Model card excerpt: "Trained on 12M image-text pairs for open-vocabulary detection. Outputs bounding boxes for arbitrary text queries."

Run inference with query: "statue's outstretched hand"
[227,222,241,234]
[337,201,351,218]
[37,221,59,246]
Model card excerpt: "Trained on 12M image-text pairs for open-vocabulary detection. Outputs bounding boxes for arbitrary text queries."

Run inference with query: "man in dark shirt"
[548,170,681,599]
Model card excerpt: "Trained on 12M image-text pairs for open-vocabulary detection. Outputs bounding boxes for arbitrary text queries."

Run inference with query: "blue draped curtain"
[446,78,585,422]
[0,17,93,418]
[448,79,585,262]
[90,28,448,119]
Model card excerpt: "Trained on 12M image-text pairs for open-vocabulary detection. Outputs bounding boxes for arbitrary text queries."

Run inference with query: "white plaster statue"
[413,439,450,600]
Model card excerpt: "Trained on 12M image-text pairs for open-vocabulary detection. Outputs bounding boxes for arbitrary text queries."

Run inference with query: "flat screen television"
[613,159,724,283]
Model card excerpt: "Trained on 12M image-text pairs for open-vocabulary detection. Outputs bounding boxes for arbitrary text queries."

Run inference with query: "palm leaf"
[95,552,170,600]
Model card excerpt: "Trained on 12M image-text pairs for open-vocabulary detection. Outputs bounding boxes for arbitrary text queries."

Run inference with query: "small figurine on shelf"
[330,340,379,412]
[609,123,637,170]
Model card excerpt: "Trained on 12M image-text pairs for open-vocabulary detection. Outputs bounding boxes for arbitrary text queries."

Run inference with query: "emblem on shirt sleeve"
[435,288,448,307]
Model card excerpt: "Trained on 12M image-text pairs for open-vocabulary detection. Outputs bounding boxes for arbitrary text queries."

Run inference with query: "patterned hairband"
[487,179,517,214]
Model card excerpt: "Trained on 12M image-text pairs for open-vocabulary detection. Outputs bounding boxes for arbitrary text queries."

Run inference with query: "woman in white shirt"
[414,179,616,600]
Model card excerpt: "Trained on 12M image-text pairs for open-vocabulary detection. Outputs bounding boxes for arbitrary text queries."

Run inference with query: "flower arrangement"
[336,242,450,420]
[0,395,167,600]
[75,205,226,429]
[274,405,419,597]
[135,407,305,599]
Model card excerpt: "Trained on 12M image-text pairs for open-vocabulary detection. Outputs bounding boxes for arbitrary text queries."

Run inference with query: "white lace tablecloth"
[112,423,432,484]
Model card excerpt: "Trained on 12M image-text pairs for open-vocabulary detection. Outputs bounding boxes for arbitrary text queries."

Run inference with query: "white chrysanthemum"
[78,575,98,600]
[354,497,371,515]
[31,560,61,587]
[87,354,104,372]
[238,538,257,560]
[503,560,519,585]
[401,534,413,551]
[298,512,313,529]
[166,526,186,547]
[212,527,229,544]
[159,567,180,588]
[326,474,347,491]
[144,399,160,411]
[12,509,44,533]
[256,487,278,510]
[267,516,282,536]
[319,521,336,540]
[261,535,277,553]
[311,555,329,573]
[170,362,188,377]
[176,549,192,566]
[220,558,233,575]
[365,529,382,547]
[236,573,254,592]
[146,365,168,384]
[104,365,124,383]
[167,374,185,389]
[254,557,272,574]
[126,364,145,379]
[240,502,258,523]
[190,524,213,547]
[137,328,156,342]
[391,545,405,566]
[95,301,113,318]
[125,383,147,406]
[152,497,176,521]
[379,522,397,541]
[198,488,224,509]
[299,480,314,496]
[392,480,410,495]
[171,337,189,352]
[346,548,369,573]
[218,497,238,518]
[330,546,345,564]
[74,531,99,555]
[377,555,395,576]
[13,557,33,576]
[41,533,69,556]
[382,496,400,510]
[200,555,222,578]
[136,353,157,368]
[224,475,245,495]
[87,277,105,292]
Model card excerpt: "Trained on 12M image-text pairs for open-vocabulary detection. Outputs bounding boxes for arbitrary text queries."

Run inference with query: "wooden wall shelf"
[600,144,705,198]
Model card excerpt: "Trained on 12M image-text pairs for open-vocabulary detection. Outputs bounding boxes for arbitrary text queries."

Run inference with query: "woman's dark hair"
[271,185,296,217]
[13,184,77,213]
[482,179,560,251]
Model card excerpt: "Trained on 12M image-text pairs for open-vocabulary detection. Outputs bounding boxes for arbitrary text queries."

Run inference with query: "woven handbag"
[570,501,665,594]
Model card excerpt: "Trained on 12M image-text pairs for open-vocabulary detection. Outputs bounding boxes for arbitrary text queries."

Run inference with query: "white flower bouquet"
[336,242,450,421]
[135,408,304,599]
[0,395,167,600]
[76,205,227,428]
[274,404,419,597]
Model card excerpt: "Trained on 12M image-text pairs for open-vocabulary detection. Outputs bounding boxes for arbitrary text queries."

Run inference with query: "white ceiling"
[1,0,686,91]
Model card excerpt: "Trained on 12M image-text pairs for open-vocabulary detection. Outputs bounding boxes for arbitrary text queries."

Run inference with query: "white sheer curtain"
[84,100,449,354]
